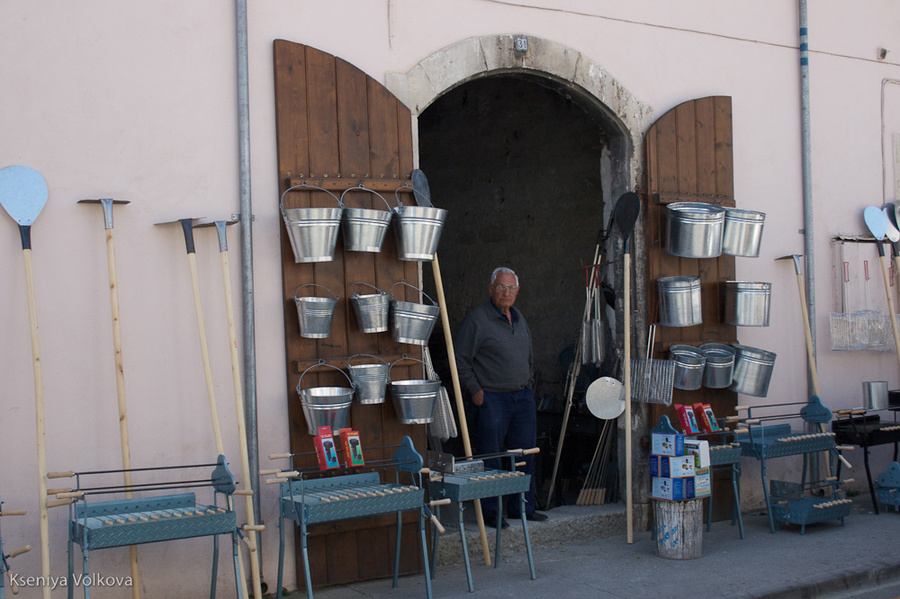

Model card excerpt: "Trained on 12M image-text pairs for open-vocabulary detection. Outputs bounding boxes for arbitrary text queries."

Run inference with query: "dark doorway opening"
[418,73,626,506]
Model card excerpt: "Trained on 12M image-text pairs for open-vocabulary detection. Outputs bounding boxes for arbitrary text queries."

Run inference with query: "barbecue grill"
[733,397,853,534]
[426,449,537,592]
[53,455,243,599]
[832,410,900,513]
[268,436,432,599]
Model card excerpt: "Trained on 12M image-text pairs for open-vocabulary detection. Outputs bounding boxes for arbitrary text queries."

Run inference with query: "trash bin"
[653,498,704,559]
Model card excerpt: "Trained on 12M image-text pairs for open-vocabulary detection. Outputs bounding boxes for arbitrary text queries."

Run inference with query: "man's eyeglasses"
[493,284,519,294]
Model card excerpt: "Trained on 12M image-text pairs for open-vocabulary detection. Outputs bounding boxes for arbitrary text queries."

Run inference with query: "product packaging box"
[684,439,711,468]
[651,476,696,501]
[314,426,341,471]
[651,431,685,456]
[694,467,711,497]
[339,428,365,467]
[693,403,722,434]
[675,404,702,435]
[650,454,696,478]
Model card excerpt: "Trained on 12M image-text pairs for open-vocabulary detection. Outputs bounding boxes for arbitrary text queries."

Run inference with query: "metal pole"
[235,0,263,585]
[799,0,819,478]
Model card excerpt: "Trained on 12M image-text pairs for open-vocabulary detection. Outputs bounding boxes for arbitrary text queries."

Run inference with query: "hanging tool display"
[0,165,52,599]
[77,198,142,599]
[546,191,639,510]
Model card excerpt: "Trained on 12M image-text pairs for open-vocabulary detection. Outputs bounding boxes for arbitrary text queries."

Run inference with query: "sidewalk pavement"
[295,495,900,599]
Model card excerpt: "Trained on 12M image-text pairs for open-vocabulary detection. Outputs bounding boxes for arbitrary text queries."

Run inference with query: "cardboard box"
[339,428,365,467]
[684,439,711,468]
[693,403,722,434]
[650,455,696,478]
[675,404,702,434]
[694,468,711,497]
[651,432,685,456]
[314,426,341,471]
[651,476,696,501]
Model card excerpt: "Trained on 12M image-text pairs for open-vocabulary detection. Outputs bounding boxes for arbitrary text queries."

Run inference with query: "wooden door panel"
[274,39,426,587]
[644,96,737,521]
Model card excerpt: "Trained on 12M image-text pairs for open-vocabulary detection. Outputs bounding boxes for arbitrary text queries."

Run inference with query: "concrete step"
[433,503,625,566]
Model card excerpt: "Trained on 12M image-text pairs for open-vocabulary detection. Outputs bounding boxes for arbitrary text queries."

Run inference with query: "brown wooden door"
[273,39,427,587]
[643,96,737,521]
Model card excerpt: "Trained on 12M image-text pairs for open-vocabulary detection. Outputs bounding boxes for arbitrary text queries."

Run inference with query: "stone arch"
[385,34,653,193]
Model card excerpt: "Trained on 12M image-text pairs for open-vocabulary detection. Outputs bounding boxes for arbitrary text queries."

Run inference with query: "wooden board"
[274,39,426,587]
[643,96,738,521]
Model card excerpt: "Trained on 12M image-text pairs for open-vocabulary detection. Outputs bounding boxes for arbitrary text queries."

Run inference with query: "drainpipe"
[799,0,819,477]
[235,0,264,585]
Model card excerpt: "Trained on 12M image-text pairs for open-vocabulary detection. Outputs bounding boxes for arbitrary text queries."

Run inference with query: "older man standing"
[455,267,548,528]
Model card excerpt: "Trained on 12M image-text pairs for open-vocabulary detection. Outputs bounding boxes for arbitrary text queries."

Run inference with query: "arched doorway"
[388,35,650,505]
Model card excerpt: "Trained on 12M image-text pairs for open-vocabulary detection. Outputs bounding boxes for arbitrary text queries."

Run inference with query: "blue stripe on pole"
[801,57,809,65]
[800,27,808,36]
[800,43,809,51]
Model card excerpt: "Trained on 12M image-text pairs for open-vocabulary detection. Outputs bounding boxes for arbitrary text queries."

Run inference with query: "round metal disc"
[585,376,625,420]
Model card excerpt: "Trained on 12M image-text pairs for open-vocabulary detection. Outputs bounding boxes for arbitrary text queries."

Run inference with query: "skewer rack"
[52,456,243,599]
[732,397,853,534]
[0,498,30,599]
[832,408,900,513]
[876,461,900,511]
[426,448,537,593]
[267,436,432,599]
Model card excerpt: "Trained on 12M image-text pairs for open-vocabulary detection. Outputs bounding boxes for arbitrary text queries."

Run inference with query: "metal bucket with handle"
[281,182,343,263]
[340,185,393,253]
[349,281,390,333]
[390,281,441,345]
[392,185,447,261]
[296,360,355,435]
[293,283,339,339]
[389,355,441,424]
[347,354,390,405]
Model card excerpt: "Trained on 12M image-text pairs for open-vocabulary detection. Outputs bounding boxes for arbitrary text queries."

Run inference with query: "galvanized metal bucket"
[392,190,447,261]
[347,354,390,405]
[293,283,339,339]
[863,380,889,410]
[698,343,736,389]
[349,281,390,333]
[281,182,343,263]
[296,360,355,435]
[722,208,766,257]
[390,281,440,346]
[729,344,777,397]
[658,276,702,327]
[669,345,706,391]
[389,356,440,424]
[664,202,726,258]
[724,281,772,327]
[340,185,393,253]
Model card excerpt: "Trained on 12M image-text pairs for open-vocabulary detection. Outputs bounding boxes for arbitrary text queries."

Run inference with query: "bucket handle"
[340,184,392,211]
[297,359,353,391]
[293,283,339,301]
[391,280,437,307]
[280,181,343,212]
[393,182,413,211]
[347,353,389,369]
[350,281,386,297]
[389,353,437,383]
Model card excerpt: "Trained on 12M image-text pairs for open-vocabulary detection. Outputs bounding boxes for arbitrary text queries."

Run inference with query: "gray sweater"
[455,300,534,397]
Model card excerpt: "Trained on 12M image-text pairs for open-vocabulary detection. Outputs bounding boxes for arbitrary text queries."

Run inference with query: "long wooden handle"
[877,255,900,374]
[431,255,491,566]
[104,219,142,599]
[22,248,51,599]
[794,272,821,396]
[219,244,261,599]
[623,251,633,545]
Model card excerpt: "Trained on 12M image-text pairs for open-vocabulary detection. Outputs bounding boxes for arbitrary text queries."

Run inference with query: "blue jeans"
[474,387,537,517]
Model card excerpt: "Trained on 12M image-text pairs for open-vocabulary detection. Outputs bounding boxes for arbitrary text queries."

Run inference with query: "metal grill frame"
[274,435,431,599]
[62,455,241,599]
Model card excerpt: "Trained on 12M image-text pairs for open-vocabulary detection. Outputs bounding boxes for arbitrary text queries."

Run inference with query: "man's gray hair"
[491,267,519,286]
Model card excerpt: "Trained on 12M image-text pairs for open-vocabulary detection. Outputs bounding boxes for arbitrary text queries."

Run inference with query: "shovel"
[864,206,900,375]
[412,169,492,567]
[614,192,641,545]
[0,165,52,599]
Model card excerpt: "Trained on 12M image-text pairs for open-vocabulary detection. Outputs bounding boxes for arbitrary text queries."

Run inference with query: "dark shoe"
[485,514,509,529]
[511,511,548,522]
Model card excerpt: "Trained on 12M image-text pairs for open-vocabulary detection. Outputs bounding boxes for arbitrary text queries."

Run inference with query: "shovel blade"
[0,165,48,226]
